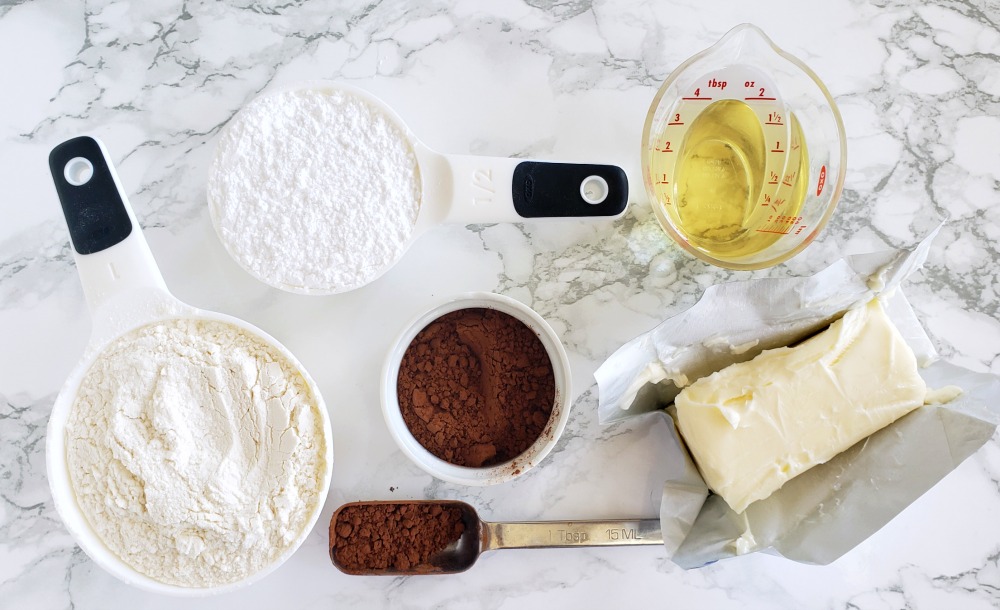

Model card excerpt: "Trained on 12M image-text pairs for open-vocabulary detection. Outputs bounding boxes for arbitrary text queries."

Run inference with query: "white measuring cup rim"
[47,135,334,596]
[380,292,573,486]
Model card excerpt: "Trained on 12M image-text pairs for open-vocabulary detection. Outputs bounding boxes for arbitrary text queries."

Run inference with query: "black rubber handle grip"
[48,136,132,255]
[511,162,628,218]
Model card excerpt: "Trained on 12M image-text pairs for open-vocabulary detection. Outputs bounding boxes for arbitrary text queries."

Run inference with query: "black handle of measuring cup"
[511,162,628,218]
[48,136,133,255]
[48,136,168,314]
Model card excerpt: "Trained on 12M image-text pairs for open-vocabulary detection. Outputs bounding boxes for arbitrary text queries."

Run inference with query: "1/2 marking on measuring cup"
[472,168,494,205]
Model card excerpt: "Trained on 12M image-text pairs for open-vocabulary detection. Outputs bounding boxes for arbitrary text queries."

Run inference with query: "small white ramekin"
[381,292,572,485]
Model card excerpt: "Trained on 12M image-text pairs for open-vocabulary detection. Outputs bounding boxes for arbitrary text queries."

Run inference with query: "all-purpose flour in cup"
[47,136,333,594]
[208,81,628,295]
[68,318,327,587]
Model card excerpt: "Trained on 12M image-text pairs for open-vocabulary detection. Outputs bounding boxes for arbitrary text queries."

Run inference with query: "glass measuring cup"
[46,136,334,595]
[208,81,629,295]
[641,24,846,269]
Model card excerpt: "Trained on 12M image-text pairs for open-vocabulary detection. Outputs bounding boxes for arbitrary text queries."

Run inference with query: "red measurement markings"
[746,97,777,101]
[765,122,783,125]
[771,147,785,153]
[795,225,807,235]
[667,121,684,125]
[768,171,779,185]
[756,228,791,234]
[684,88,711,100]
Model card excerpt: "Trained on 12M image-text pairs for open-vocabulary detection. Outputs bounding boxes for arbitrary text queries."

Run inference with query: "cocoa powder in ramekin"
[396,308,556,468]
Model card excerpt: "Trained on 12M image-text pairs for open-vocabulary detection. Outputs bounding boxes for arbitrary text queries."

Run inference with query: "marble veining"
[2,0,999,608]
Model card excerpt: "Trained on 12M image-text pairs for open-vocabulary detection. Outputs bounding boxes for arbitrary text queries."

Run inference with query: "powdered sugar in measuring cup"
[209,86,420,294]
[208,81,628,295]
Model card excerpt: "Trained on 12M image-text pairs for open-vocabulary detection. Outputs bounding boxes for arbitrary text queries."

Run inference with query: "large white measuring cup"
[642,24,847,269]
[208,81,629,295]
[46,136,333,595]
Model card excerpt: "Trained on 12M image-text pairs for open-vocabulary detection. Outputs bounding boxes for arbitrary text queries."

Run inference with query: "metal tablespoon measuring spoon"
[208,81,629,295]
[330,501,662,575]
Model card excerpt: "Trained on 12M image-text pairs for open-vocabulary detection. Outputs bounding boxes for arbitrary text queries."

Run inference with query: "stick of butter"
[676,298,927,514]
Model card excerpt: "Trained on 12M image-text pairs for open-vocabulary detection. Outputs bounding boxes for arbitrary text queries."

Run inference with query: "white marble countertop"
[2,0,999,608]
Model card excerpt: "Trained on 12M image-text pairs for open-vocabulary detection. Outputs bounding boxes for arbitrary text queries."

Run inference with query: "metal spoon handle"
[482,519,662,552]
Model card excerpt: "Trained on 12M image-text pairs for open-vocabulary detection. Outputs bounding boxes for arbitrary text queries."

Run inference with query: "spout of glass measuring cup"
[417,148,628,226]
[48,136,170,316]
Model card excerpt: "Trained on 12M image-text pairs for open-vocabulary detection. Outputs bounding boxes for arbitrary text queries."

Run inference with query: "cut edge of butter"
[676,298,929,514]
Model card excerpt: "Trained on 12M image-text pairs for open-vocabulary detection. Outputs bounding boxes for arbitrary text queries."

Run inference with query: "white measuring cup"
[46,136,334,595]
[642,24,847,269]
[208,81,629,295]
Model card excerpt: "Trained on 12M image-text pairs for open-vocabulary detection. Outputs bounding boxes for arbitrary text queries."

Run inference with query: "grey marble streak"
[6,0,996,340]
[461,0,1000,369]
[3,0,1000,608]
[1,0,549,299]
[850,0,1000,309]
[0,392,88,608]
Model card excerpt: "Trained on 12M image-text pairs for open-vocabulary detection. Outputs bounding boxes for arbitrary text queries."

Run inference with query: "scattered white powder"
[208,85,422,293]
[66,318,328,587]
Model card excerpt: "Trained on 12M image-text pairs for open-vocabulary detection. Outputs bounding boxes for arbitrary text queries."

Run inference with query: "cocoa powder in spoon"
[331,502,465,574]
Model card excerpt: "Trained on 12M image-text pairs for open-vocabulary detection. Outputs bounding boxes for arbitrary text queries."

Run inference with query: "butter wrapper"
[594,229,1000,567]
